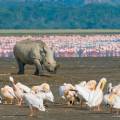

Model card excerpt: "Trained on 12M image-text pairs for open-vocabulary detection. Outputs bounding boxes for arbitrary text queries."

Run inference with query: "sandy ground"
[0,57,120,120]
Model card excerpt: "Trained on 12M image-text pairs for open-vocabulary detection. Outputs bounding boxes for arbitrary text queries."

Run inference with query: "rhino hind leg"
[16,59,25,74]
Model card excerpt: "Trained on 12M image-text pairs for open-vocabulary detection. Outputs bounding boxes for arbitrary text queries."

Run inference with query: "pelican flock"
[0,76,120,116]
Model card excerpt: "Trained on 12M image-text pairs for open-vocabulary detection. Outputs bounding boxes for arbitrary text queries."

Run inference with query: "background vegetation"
[0,0,120,29]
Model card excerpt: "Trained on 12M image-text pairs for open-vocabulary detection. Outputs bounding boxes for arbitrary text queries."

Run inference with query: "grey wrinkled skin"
[13,40,58,75]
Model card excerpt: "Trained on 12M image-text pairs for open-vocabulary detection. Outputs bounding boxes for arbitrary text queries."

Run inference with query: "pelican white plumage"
[112,95,120,111]
[23,92,45,116]
[107,83,113,93]
[16,82,31,93]
[85,80,97,91]
[9,76,23,105]
[75,78,107,111]
[78,81,87,87]
[104,93,120,113]
[32,83,50,93]
[36,90,54,102]
[1,85,16,104]
[75,80,96,108]
[104,82,120,114]
[76,80,96,90]
[59,83,79,105]
[64,90,78,105]
[59,83,75,99]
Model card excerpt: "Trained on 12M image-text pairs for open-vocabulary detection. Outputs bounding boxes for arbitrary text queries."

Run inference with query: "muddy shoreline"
[0,57,120,120]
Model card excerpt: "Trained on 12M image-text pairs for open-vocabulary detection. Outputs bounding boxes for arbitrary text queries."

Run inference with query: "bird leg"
[97,105,100,111]
[93,105,102,112]
[97,105,102,111]
[10,98,13,104]
[16,98,23,106]
[93,106,96,111]
[80,100,83,108]
[16,98,21,106]
[90,107,93,111]
[15,98,19,105]
[19,98,23,106]
[67,101,71,106]
[3,98,8,104]
[8,98,13,104]
[33,107,39,116]
[29,106,34,117]
[109,106,113,113]
[116,109,120,115]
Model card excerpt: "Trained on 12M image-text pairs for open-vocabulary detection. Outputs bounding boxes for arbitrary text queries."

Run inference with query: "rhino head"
[42,45,59,73]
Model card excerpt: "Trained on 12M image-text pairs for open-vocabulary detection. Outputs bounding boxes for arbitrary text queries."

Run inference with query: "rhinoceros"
[13,40,58,75]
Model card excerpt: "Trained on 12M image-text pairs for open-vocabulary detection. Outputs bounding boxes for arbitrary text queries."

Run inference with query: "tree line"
[0,1,120,29]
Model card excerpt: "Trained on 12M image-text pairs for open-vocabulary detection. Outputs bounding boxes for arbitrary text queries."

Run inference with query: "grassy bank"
[0,29,120,36]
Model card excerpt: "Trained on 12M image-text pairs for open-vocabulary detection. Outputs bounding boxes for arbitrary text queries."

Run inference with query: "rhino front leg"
[34,63,45,75]
[33,59,44,76]
[34,67,39,75]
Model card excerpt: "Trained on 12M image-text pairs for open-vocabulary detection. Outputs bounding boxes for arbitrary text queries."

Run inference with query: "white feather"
[23,92,45,111]
[36,91,54,102]
[16,82,31,93]
[9,76,14,82]
[75,84,103,107]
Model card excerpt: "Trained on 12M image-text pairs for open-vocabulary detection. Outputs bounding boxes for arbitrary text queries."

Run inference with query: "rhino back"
[14,41,44,64]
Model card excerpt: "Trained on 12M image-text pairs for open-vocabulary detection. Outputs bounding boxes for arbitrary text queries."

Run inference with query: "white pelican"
[112,95,120,114]
[104,83,120,114]
[1,85,15,104]
[64,90,79,105]
[75,80,96,108]
[104,92,120,113]
[23,92,45,116]
[9,76,23,106]
[32,83,50,93]
[59,83,75,99]
[59,83,78,105]
[75,78,107,111]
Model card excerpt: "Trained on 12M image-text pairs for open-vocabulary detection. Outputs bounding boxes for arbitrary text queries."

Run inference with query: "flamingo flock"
[0,35,120,58]
[0,76,120,116]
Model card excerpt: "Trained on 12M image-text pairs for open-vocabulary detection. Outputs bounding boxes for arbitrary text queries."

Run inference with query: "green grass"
[0,29,120,35]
